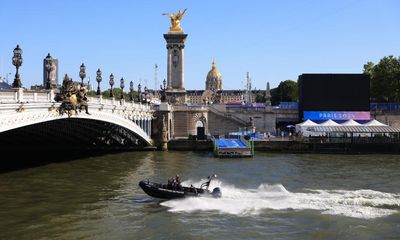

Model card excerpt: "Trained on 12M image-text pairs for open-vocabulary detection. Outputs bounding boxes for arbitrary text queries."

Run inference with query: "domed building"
[187,59,260,105]
[205,59,222,91]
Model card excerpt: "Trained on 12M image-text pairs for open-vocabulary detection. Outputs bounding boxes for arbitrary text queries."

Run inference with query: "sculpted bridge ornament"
[0,92,154,145]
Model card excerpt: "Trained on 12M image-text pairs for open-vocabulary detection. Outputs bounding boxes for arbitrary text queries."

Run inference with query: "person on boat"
[167,179,172,189]
[175,174,181,183]
[190,184,198,195]
[168,175,180,190]
[174,174,183,191]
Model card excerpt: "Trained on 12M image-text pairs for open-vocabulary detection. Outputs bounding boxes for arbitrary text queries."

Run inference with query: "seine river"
[0,151,399,239]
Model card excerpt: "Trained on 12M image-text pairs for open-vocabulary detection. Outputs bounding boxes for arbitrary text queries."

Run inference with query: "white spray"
[161,179,400,219]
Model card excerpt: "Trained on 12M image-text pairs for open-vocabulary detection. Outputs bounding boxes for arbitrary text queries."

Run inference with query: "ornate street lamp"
[79,63,86,85]
[160,79,167,102]
[137,83,142,103]
[44,53,54,89]
[12,44,23,88]
[129,80,134,102]
[120,77,125,100]
[96,68,102,95]
[109,73,114,98]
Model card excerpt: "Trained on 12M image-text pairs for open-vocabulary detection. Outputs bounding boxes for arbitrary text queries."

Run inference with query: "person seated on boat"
[190,184,198,195]
[167,179,173,189]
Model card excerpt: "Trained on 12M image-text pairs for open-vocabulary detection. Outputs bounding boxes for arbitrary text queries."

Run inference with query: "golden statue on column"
[163,8,187,32]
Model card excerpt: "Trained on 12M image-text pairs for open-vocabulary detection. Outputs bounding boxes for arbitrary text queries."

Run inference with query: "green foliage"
[102,88,128,100]
[271,80,298,105]
[87,88,138,101]
[255,93,266,103]
[364,55,400,102]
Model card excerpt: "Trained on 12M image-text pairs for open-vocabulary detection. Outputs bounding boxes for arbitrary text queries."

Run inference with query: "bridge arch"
[0,107,153,146]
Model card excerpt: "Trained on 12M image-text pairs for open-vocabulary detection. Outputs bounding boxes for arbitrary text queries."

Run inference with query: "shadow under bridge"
[0,117,152,152]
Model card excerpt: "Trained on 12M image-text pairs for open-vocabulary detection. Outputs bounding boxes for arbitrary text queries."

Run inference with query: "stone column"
[164,32,188,105]
[161,114,168,151]
[164,33,187,90]
[148,119,152,137]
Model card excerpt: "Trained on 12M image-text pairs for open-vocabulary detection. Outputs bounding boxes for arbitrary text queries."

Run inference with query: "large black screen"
[298,74,370,120]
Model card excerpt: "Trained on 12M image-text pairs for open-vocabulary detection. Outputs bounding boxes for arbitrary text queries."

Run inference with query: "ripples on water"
[0,151,399,240]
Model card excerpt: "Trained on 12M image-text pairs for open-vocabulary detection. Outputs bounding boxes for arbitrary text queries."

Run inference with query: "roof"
[320,119,340,126]
[341,119,362,126]
[296,119,318,126]
[364,119,387,126]
[306,125,400,133]
[206,59,222,81]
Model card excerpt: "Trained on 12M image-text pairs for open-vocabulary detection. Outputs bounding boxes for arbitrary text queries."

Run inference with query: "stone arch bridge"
[0,89,154,151]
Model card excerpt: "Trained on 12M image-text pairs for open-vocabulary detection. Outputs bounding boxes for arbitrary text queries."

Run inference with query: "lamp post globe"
[79,63,86,85]
[96,68,102,95]
[44,53,54,89]
[109,73,114,98]
[12,44,23,88]
[120,77,125,100]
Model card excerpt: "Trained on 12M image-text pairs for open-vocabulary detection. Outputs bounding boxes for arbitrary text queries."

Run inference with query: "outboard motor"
[211,187,222,198]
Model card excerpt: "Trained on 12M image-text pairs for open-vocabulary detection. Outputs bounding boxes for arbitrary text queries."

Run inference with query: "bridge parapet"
[0,89,151,112]
[0,89,55,103]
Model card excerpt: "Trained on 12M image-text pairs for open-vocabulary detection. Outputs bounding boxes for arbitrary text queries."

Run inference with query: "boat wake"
[160,180,400,219]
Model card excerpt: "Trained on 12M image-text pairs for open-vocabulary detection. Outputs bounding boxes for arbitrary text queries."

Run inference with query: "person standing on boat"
[175,175,182,190]
[175,174,181,183]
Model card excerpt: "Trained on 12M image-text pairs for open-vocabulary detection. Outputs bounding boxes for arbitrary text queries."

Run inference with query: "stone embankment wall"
[168,139,400,153]
[207,111,245,136]
[168,139,213,151]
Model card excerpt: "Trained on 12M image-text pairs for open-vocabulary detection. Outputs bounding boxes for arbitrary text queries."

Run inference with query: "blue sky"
[0,0,399,90]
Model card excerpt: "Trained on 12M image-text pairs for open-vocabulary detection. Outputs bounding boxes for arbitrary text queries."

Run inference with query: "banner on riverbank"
[303,111,370,121]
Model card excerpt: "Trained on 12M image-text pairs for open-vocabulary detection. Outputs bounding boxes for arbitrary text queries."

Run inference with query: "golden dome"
[207,59,222,80]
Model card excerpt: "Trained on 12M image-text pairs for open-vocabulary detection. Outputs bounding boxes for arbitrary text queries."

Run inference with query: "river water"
[0,151,399,239]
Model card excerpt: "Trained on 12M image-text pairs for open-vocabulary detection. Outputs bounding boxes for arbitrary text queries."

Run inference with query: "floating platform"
[213,137,254,157]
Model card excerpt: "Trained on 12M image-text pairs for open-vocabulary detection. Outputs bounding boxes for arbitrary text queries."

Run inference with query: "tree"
[255,93,266,103]
[102,88,132,100]
[271,80,298,105]
[364,55,400,102]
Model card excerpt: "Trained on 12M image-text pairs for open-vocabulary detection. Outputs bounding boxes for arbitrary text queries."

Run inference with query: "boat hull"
[139,180,219,199]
